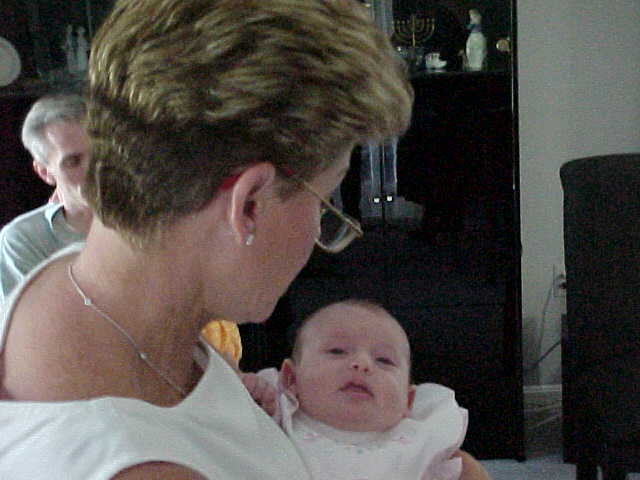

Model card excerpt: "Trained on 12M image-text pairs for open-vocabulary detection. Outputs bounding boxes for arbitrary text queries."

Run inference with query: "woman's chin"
[232,303,277,325]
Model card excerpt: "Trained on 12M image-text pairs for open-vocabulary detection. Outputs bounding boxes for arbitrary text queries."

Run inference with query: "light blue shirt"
[0,203,85,305]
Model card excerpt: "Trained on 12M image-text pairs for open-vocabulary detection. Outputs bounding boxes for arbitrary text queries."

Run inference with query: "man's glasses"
[295,177,363,254]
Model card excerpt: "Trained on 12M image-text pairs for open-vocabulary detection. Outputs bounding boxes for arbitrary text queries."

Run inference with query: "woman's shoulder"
[1,258,105,400]
[1,246,86,398]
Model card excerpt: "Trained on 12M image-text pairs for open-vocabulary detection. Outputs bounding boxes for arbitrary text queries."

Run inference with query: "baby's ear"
[406,384,416,414]
[279,358,298,395]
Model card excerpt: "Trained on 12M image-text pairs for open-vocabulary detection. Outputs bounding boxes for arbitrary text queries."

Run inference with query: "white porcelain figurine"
[465,9,487,71]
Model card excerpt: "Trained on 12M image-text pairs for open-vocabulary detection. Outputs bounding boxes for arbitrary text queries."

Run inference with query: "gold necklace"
[67,263,187,398]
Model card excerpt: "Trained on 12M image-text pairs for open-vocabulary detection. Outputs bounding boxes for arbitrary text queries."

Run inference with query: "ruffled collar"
[292,409,386,446]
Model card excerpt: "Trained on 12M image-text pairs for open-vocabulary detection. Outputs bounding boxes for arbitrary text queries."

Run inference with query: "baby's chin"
[318,410,400,433]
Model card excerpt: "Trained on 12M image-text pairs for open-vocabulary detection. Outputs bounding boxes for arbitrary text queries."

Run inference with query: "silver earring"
[245,233,255,246]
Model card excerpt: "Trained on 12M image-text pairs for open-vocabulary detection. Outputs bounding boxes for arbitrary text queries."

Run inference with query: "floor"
[482,454,576,480]
[478,404,640,480]
[481,452,640,480]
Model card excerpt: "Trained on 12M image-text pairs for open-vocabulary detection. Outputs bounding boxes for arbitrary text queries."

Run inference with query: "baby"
[242,299,491,480]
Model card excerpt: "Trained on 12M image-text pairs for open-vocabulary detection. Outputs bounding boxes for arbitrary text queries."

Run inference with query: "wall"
[517,0,640,384]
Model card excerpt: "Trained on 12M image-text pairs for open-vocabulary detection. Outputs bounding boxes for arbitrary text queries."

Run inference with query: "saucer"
[0,36,21,87]
[426,59,447,69]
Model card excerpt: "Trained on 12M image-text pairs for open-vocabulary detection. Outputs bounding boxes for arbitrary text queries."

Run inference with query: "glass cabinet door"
[25,0,114,82]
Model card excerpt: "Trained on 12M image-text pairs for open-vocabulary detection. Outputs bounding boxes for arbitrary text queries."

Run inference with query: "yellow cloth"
[201,319,242,367]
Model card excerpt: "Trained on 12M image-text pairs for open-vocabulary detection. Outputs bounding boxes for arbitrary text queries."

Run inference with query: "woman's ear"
[33,160,56,186]
[228,162,276,246]
[279,358,298,395]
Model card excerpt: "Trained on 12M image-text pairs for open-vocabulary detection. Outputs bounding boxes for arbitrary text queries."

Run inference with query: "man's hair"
[84,0,413,248]
[21,93,86,165]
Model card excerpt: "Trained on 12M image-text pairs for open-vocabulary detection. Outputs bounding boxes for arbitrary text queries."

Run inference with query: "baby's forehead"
[303,303,410,350]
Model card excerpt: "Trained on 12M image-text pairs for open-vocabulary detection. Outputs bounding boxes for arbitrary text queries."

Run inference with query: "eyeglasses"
[220,169,363,254]
[294,177,364,254]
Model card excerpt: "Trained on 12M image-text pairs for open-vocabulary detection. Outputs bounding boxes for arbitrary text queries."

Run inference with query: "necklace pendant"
[84,298,92,306]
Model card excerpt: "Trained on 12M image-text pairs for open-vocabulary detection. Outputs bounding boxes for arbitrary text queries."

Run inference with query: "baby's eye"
[327,348,346,355]
[376,356,395,366]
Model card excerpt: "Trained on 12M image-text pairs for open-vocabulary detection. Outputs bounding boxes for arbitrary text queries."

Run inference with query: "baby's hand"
[241,372,278,417]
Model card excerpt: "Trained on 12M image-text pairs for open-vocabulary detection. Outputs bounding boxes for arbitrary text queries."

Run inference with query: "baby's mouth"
[340,382,373,397]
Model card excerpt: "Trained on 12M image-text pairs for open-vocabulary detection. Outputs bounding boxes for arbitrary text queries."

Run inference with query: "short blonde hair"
[84,0,413,247]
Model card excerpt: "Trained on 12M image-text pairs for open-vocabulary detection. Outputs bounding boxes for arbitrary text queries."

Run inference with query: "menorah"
[393,14,435,47]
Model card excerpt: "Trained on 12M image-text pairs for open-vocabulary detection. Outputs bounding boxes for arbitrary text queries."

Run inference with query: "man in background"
[0,93,244,365]
[0,93,91,304]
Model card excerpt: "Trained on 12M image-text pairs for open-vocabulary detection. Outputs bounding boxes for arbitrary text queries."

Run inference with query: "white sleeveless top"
[0,246,311,480]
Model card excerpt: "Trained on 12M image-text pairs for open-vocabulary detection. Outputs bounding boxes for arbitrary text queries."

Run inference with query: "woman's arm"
[455,450,493,480]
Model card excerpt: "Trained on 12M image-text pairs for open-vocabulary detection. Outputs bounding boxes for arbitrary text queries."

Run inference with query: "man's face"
[34,120,89,212]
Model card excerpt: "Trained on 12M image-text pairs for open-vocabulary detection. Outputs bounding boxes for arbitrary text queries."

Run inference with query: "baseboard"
[524,384,562,404]
[524,384,563,457]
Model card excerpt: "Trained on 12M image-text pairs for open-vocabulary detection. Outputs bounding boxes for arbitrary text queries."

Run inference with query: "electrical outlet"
[553,264,566,297]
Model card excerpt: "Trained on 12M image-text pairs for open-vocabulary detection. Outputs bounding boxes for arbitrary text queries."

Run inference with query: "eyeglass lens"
[317,207,361,253]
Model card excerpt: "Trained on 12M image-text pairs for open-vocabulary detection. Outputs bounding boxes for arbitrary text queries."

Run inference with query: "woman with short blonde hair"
[0,0,413,478]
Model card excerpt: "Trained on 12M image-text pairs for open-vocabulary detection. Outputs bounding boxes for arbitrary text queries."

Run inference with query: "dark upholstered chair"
[560,153,640,480]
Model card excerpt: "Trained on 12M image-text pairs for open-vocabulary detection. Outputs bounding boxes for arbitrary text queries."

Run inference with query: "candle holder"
[393,14,435,47]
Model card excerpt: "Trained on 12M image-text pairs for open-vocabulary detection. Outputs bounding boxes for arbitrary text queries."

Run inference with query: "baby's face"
[284,303,415,432]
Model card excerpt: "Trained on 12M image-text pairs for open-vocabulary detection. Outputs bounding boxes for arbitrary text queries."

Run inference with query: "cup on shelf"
[425,51,447,70]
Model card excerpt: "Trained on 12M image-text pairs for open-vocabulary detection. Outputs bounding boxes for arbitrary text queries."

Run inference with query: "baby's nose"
[350,354,372,373]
